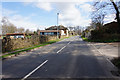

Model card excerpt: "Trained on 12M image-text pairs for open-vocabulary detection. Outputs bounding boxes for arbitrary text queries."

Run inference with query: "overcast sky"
[1,0,118,31]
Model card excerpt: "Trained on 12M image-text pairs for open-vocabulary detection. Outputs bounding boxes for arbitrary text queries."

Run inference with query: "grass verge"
[81,36,120,43]
[1,36,71,59]
[81,36,89,41]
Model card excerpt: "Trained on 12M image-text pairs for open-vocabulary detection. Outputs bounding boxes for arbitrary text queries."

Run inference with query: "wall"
[2,35,58,53]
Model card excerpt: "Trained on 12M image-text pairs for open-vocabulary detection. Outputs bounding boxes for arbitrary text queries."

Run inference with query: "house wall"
[66,30,69,37]
[7,34,25,39]
[40,32,59,35]
[38,30,69,36]
[60,30,66,35]
[0,36,2,39]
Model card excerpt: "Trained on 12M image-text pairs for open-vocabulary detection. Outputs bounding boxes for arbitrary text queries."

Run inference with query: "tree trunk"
[110,0,120,33]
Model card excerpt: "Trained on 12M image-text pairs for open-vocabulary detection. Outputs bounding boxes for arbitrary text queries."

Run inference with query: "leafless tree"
[25,29,32,34]
[110,0,120,27]
[91,12,106,28]
[92,0,120,32]
[2,17,17,34]
[68,26,75,31]
[17,27,25,33]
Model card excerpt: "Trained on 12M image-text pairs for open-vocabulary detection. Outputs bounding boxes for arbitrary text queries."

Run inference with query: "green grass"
[81,36,89,41]
[81,36,120,43]
[1,36,71,59]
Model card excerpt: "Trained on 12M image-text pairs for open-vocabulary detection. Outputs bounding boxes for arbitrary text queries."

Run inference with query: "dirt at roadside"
[92,42,119,60]
[107,42,120,47]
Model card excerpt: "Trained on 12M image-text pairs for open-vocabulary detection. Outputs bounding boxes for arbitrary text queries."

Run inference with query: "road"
[2,36,119,80]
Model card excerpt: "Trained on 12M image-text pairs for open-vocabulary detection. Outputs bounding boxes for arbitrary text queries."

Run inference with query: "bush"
[91,32,120,42]
[90,22,120,42]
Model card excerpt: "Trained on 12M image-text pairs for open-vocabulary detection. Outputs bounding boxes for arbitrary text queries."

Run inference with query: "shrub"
[90,22,120,42]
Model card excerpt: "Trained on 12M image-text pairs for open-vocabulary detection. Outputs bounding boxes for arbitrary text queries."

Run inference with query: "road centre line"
[57,41,71,53]
[68,42,71,44]
[57,46,66,53]
[21,60,48,80]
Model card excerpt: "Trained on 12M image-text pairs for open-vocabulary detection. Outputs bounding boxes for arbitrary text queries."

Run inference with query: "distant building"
[38,30,59,35]
[38,25,69,37]
[45,25,68,30]
[6,33,34,39]
[6,33,25,39]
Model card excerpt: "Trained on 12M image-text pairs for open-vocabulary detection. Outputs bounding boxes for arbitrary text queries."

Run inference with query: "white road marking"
[91,44,116,68]
[57,41,71,53]
[57,46,66,53]
[67,42,71,45]
[21,60,48,80]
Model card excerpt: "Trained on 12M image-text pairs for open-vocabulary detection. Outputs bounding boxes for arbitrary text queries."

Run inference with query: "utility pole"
[57,13,59,39]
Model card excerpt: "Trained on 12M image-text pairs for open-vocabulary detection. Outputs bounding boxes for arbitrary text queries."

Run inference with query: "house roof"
[45,25,68,30]
[6,33,34,36]
[6,33,25,36]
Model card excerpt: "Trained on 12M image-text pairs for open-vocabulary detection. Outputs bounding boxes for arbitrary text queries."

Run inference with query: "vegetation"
[1,40,56,58]
[81,35,120,43]
[81,36,89,41]
[82,21,120,43]
[1,36,71,59]
[92,0,120,33]
[2,17,32,34]
[90,22,120,42]
[111,57,120,70]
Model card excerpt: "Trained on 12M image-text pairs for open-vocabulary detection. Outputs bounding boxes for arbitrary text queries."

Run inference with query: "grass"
[81,36,120,43]
[1,36,71,59]
[81,36,89,41]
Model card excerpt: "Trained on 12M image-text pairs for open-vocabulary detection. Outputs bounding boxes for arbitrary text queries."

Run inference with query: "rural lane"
[2,36,119,80]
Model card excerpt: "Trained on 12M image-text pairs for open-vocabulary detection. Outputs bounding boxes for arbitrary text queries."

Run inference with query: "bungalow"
[38,30,60,35]
[6,33,26,39]
[6,33,34,39]
[38,25,69,37]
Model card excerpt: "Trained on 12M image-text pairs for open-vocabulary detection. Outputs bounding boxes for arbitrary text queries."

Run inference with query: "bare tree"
[17,27,25,33]
[25,29,32,34]
[2,17,17,34]
[110,0,120,26]
[91,12,106,28]
[74,26,82,35]
[68,26,74,31]
[92,0,120,32]
[8,23,17,33]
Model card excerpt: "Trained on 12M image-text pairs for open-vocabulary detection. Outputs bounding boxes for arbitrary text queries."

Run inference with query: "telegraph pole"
[57,13,59,39]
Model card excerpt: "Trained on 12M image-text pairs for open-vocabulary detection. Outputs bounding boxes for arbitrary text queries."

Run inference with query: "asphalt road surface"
[2,36,120,80]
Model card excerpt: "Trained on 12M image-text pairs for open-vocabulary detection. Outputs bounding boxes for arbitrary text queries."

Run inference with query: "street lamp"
[57,13,59,39]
